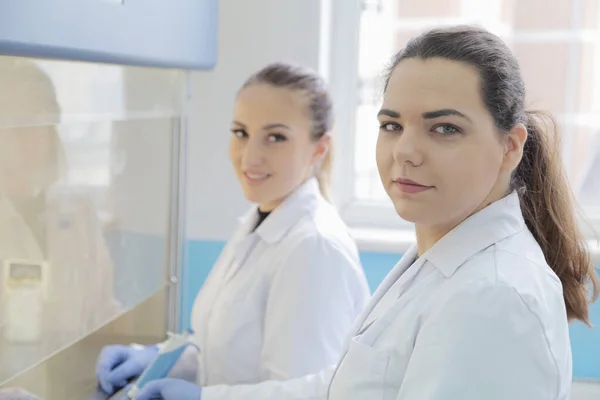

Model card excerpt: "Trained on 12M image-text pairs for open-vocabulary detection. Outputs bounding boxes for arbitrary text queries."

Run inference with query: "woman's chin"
[392,203,427,225]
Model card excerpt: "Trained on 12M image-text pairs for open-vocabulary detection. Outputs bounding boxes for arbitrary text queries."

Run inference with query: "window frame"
[328,0,414,232]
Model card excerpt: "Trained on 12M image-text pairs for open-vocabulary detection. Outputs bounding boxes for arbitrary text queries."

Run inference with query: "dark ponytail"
[516,110,599,324]
[386,25,599,325]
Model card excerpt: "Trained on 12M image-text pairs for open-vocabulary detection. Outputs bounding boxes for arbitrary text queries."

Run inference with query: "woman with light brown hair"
[95,62,370,398]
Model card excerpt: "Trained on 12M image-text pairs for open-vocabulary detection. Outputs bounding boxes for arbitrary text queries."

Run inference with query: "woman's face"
[376,57,526,232]
[0,126,57,197]
[229,83,328,211]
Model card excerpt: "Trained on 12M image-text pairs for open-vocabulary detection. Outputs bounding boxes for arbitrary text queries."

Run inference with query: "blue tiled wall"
[182,239,600,380]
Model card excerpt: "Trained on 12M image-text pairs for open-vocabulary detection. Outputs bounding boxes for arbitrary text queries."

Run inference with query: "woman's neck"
[415,225,451,256]
[415,190,510,255]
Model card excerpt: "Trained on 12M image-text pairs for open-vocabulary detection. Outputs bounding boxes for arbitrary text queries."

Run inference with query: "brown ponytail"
[515,110,599,325]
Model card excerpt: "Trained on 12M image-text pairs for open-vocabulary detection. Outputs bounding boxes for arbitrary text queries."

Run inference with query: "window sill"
[351,227,600,265]
[351,227,415,254]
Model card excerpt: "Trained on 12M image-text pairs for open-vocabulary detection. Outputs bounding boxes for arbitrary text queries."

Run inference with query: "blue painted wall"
[182,239,600,380]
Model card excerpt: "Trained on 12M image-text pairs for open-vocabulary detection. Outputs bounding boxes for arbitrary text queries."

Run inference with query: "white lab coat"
[0,188,119,344]
[201,192,572,400]
[0,187,120,397]
[179,177,370,387]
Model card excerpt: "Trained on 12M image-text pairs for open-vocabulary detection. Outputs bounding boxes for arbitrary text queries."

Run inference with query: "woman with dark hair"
[125,26,598,400]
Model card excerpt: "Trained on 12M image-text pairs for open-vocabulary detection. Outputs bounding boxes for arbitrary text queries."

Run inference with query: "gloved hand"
[130,378,202,400]
[96,344,158,394]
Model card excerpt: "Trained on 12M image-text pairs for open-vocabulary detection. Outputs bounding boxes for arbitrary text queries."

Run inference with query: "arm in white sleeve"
[201,365,334,400]
[260,235,367,380]
[396,281,564,400]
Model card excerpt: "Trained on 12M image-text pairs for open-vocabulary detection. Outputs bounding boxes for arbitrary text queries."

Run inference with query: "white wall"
[186,0,328,241]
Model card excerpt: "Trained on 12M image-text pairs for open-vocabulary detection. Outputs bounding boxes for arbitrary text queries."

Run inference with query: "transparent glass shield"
[0,56,185,391]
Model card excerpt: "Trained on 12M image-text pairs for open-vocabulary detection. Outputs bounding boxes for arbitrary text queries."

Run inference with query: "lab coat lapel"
[253,178,319,244]
[223,178,320,284]
[198,208,256,302]
[190,214,255,364]
[350,245,419,336]
[425,192,525,277]
[224,234,259,284]
[221,208,259,284]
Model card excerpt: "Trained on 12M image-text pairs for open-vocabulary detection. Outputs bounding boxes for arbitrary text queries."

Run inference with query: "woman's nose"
[392,127,424,167]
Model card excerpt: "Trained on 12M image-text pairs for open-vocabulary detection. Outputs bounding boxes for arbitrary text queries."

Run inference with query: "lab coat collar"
[238,177,321,244]
[424,192,525,278]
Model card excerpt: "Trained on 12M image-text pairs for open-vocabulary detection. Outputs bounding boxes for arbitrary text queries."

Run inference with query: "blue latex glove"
[95,344,159,394]
[129,378,202,400]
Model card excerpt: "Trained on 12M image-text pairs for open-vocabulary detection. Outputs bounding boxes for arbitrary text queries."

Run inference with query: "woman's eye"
[267,133,287,143]
[433,124,460,136]
[379,122,402,132]
[231,129,247,139]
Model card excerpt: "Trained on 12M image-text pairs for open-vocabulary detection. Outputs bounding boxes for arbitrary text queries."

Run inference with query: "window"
[329,0,600,238]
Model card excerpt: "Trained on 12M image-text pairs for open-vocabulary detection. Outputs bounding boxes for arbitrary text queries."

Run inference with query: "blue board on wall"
[0,0,218,70]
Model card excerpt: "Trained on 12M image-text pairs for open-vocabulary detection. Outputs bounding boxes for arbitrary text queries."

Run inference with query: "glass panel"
[3,293,168,399]
[0,56,185,397]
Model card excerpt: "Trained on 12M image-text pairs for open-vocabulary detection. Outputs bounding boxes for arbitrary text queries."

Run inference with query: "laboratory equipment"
[2,259,48,343]
[124,329,196,400]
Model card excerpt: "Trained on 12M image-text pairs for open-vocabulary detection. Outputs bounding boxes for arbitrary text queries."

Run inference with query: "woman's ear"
[312,134,331,164]
[501,123,527,173]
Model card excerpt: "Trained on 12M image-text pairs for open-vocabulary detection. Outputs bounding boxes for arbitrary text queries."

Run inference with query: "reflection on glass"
[0,56,183,397]
[0,58,121,384]
[7,261,44,282]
